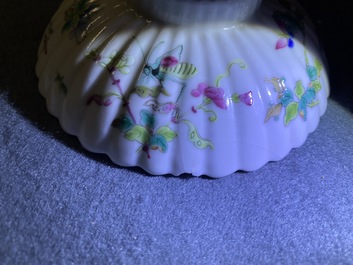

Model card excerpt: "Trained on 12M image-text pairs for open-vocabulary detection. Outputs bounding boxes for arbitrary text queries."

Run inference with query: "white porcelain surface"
[36,0,329,177]
[129,0,263,24]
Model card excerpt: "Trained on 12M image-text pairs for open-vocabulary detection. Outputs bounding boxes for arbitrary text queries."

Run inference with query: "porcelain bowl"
[36,0,329,177]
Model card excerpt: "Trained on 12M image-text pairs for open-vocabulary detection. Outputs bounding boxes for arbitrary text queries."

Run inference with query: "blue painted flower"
[279,89,294,107]
[298,88,316,120]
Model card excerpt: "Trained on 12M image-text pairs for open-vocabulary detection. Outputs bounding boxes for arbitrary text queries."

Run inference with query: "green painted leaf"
[308,100,320,108]
[125,125,149,144]
[149,86,170,97]
[118,66,130,75]
[182,120,214,149]
[114,54,134,74]
[314,58,323,76]
[284,102,298,126]
[156,126,177,142]
[295,80,304,99]
[310,80,322,93]
[149,135,168,153]
[149,86,161,98]
[159,87,170,97]
[134,86,150,98]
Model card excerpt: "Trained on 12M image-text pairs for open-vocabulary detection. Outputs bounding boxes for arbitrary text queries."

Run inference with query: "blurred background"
[298,0,353,111]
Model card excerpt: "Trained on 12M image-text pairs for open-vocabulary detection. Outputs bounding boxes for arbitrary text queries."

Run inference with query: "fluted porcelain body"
[36,0,329,177]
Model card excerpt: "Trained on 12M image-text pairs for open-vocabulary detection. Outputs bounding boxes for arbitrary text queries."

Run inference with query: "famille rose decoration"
[36,0,329,177]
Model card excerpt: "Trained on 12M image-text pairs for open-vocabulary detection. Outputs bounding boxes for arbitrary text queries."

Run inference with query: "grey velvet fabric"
[1,0,353,264]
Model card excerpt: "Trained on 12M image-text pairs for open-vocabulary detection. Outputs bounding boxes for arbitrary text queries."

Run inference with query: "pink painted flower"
[204,87,227,109]
[191,83,227,109]
[191,82,207,97]
[239,91,253,106]
[275,37,294,49]
[276,38,288,49]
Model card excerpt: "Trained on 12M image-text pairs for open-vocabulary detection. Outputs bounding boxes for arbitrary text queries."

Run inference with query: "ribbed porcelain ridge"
[36,0,330,177]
